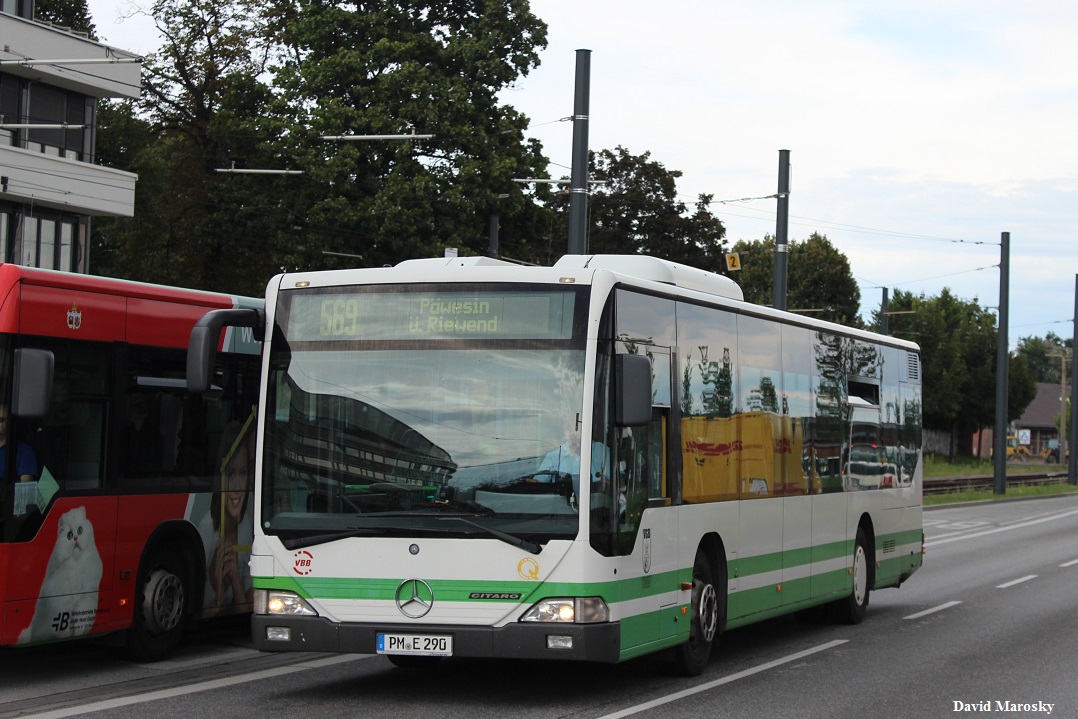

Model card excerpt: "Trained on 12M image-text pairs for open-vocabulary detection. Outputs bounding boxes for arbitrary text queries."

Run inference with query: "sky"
[84,0,1078,348]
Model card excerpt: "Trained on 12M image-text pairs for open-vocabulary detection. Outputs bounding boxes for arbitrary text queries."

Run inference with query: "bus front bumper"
[252,615,621,663]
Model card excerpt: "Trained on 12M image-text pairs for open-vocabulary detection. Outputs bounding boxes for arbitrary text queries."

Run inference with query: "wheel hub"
[143,568,185,635]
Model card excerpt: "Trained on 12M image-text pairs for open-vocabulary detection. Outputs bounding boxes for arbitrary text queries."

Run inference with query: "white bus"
[188,254,923,675]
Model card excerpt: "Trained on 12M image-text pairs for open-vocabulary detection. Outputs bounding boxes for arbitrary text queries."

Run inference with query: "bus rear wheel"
[125,546,189,662]
[830,527,871,625]
[671,549,720,676]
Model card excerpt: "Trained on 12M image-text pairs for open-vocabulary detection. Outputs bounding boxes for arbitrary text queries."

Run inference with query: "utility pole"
[993,232,1010,495]
[1070,274,1078,485]
[880,287,890,335]
[567,49,591,256]
[1047,349,1070,459]
[772,149,791,311]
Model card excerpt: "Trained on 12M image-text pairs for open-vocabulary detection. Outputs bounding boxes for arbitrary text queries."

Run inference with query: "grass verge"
[924,480,1078,506]
[923,454,1064,478]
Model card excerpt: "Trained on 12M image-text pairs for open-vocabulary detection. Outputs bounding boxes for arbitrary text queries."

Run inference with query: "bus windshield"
[262,284,590,545]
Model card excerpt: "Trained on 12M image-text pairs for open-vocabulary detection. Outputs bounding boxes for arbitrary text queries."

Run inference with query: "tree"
[1015,333,1070,384]
[730,233,862,326]
[547,146,727,270]
[886,288,1036,457]
[260,0,554,272]
[93,1,553,295]
[91,101,174,280]
[35,0,95,36]
[91,0,281,294]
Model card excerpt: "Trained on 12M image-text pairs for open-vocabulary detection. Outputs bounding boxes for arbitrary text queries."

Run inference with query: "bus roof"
[393,255,744,301]
[279,254,917,353]
[0,264,262,349]
[554,255,744,301]
[0,264,258,307]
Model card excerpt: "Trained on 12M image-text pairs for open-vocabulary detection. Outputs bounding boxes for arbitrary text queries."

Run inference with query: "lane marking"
[927,529,984,541]
[146,647,263,671]
[1060,558,1078,568]
[924,508,1078,548]
[16,654,370,719]
[594,640,847,719]
[996,575,1038,589]
[903,600,962,620]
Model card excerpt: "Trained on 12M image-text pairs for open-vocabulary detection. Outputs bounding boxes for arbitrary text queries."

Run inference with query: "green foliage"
[92,101,177,283]
[90,0,553,295]
[886,288,1036,449]
[730,233,861,325]
[552,147,728,271]
[35,0,95,36]
[90,0,283,295]
[1008,353,1037,425]
[261,0,553,271]
[1015,332,1071,384]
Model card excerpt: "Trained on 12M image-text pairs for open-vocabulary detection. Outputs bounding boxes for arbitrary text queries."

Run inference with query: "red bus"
[0,265,262,660]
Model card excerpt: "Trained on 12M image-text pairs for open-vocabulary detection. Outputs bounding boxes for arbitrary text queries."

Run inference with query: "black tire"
[125,546,190,662]
[830,527,871,625]
[671,549,721,676]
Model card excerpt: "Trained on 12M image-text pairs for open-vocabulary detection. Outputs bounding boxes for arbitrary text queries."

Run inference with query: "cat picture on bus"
[18,506,103,644]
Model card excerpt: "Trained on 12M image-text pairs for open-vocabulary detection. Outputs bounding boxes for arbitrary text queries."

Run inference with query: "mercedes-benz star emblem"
[395,578,435,618]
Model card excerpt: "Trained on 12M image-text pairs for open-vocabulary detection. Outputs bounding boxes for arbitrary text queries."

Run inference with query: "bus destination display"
[286,289,577,341]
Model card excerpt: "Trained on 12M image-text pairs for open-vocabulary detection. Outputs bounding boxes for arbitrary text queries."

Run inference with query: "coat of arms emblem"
[66,304,82,330]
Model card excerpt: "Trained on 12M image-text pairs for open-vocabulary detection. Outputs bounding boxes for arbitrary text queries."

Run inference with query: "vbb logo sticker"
[293,550,314,575]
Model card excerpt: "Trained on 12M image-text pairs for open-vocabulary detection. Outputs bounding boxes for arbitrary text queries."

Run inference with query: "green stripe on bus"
[254,528,919,611]
[254,570,685,604]
[734,538,851,580]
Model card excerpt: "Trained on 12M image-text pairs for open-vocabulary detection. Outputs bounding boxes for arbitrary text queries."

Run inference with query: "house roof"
[1018,382,1064,430]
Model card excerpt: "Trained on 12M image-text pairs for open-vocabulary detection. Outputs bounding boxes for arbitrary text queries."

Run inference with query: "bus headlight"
[254,588,317,616]
[521,597,609,623]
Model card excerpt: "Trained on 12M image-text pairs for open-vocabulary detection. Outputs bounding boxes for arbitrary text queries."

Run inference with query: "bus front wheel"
[126,546,189,662]
[671,549,720,676]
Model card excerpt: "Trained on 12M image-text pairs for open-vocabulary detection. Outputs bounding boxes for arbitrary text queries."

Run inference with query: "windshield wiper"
[436,516,542,554]
[279,510,541,554]
[281,528,384,550]
[363,508,496,518]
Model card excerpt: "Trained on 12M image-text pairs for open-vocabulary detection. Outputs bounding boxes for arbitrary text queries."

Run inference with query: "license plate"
[376,633,453,656]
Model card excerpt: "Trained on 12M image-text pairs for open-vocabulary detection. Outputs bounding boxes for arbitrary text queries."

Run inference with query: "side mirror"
[187,308,265,393]
[13,348,55,418]
[615,353,652,427]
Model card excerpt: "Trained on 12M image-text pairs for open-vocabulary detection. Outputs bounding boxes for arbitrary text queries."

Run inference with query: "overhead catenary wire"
[857,264,999,290]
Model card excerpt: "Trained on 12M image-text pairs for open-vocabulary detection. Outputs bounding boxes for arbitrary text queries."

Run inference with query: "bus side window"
[5,418,38,480]
[30,338,109,493]
[57,400,106,490]
[124,391,163,478]
[36,402,107,492]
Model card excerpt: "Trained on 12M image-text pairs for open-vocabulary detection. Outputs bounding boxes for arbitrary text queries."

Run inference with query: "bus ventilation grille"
[906,354,920,382]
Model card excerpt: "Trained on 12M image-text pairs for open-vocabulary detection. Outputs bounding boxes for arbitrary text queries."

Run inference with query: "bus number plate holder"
[376,633,453,656]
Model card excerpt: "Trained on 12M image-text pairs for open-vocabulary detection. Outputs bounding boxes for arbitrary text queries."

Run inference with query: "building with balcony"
[1,0,140,273]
